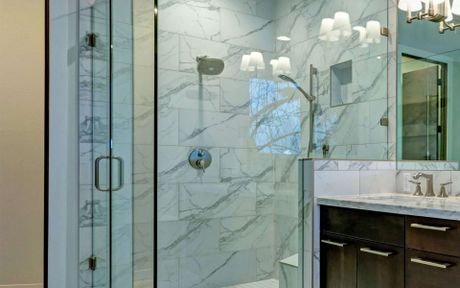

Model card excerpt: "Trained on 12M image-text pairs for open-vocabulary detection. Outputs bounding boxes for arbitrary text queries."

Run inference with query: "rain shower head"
[196,56,225,75]
[278,74,316,102]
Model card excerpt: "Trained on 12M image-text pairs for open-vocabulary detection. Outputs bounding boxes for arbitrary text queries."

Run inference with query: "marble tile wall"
[157,0,393,287]
[157,1,285,287]
[274,0,392,160]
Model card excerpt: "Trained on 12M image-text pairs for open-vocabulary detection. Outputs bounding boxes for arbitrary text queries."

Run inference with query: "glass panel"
[79,0,135,287]
[79,0,111,287]
[111,0,134,287]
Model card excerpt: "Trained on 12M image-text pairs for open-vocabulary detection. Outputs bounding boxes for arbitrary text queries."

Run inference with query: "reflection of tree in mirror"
[250,78,301,155]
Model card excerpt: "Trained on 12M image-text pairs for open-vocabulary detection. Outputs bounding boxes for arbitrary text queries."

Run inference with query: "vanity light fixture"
[399,0,460,33]
[240,52,265,71]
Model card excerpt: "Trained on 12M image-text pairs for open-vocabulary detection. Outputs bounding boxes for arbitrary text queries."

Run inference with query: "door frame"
[400,53,448,160]
[44,0,50,286]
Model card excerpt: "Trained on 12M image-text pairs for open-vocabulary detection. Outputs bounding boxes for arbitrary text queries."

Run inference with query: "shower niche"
[330,60,353,107]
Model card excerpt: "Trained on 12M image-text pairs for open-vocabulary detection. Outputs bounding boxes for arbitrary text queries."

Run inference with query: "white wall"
[0,1,45,287]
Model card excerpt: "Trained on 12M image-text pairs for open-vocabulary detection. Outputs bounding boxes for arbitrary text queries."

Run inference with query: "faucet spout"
[412,173,435,197]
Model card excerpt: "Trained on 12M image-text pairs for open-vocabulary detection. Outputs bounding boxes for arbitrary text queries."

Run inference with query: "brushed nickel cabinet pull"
[410,223,452,232]
[360,247,394,257]
[411,258,452,269]
[321,239,348,248]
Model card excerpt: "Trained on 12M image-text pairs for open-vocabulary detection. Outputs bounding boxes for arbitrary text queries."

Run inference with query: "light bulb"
[452,0,460,14]
[398,0,423,11]
[445,0,453,21]
[422,0,445,4]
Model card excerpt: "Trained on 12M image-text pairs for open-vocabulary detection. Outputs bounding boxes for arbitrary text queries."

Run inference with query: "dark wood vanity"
[320,206,460,288]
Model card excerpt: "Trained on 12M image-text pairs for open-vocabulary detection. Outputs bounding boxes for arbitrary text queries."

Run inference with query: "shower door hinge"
[86,33,97,48]
[88,256,97,271]
[437,78,443,86]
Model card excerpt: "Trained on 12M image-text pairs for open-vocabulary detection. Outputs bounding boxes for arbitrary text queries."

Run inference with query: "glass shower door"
[79,0,133,287]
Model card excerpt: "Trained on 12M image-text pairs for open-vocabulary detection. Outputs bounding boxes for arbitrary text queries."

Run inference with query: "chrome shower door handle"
[111,156,124,192]
[94,156,124,192]
[95,156,111,192]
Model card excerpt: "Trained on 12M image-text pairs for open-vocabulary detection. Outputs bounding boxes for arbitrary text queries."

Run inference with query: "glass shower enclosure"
[78,0,134,287]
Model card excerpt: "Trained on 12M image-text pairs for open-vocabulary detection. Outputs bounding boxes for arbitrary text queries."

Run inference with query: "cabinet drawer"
[406,216,460,257]
[406,249,460,288]
[357,241,404,288]
[321,206,404,246]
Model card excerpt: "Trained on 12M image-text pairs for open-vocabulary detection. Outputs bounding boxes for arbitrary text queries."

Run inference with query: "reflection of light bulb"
[353,26,368,48]
[277,57,291,74]
[365,21,381,44]
[398,0,423,11]
[249,52,265,70]
[270,59,279,76]
[277,36,291,41]
[240,55,250,71]
[319,18,339,42]
[332,11,352,38]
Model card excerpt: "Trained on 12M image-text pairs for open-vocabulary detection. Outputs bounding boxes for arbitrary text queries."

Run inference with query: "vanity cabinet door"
[320,235,356,288]
[357,241,404,288]
[406,249,460,288]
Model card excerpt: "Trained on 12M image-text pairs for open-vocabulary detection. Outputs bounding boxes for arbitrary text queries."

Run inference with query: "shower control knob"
[189,148,212,172]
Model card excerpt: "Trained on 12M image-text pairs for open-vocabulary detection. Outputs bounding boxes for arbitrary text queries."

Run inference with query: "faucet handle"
[409,180,423,196]
[438,182,453,198]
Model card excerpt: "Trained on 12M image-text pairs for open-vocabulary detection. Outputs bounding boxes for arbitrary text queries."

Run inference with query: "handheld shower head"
[278,74,316,102]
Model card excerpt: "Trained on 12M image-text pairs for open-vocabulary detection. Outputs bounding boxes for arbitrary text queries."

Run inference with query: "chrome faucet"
[412,172,435,197]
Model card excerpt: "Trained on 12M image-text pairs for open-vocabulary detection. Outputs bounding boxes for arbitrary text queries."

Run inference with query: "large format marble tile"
[158,0,221,40]
[157,219,220,257]
[179,182,257,219]
[220,148,274,182]
[219,215,274,252]
[179,250,257,288]
[178,110,255,148]
[220,9,275,51]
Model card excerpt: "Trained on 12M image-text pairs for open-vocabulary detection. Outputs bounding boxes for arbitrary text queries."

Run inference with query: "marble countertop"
[317,193,460,221]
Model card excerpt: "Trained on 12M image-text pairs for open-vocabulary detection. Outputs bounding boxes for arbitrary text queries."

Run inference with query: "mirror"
[397,5,460,170]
